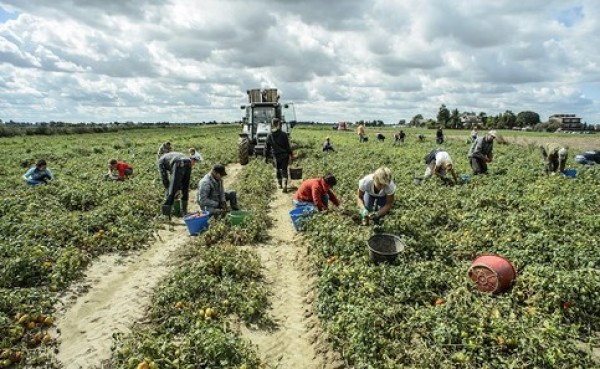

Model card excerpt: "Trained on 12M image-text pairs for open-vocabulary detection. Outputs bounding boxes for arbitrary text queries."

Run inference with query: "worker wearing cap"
[197,164,239,215]
[468,130,496,175]
[158,152,192,215]
[423,149,458,184]
[540,143,568,174]
[293,174,340,211]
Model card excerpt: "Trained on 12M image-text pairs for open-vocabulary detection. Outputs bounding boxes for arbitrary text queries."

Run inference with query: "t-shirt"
[434,151,452,167]
[359,174,396,198]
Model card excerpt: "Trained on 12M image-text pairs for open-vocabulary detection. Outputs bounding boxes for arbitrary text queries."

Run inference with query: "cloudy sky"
[1,0,599,124]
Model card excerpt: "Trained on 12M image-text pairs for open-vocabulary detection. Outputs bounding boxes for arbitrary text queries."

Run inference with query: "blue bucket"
[183,211,210,235]
[460,174,471,183]
[289,205,315,231]
[562,169,577,178]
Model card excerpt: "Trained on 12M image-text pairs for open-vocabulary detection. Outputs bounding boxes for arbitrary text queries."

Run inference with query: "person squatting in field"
[357,167,396,225]
[23,159,54,186]
[189,147,203,168]
[539,143,568,174]
[157,141,172,159]
[158,152,192,215]
[293,174,340,212]
[423,149,458,185]
[468,130,496,175]
[575,150,600,165]
[322,137,334,152]
[197,164,239,216]
[394,130,406,144]
[265,118,293,193]
[106,159,133,180]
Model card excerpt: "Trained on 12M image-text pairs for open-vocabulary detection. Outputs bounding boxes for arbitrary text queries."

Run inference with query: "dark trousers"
[164,159,192,206]
[470,157,488,175]
[274,155,289,182]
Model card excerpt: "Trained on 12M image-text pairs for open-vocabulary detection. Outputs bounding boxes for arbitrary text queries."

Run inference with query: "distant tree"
[410,114,424,127]
[450,109,461,129]
[503,110,517,128]
[398,119,406,125]
[437,104,450,127]
[516,111,540,127]
[477,112,487,127]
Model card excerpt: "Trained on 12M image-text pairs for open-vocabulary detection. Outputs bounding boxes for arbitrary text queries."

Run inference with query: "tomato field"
[0,125,599,368]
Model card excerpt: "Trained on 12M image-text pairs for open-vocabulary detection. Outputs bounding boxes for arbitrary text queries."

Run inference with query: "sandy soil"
[54,165,243,369]
[239,181,345,369]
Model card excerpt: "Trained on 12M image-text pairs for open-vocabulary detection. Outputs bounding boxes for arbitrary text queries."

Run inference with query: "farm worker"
[107,159,133,180]
[436,127,444,144]
[540,143,568,174]
[423,149,458,184]
[357,167,396,225]
[357,124,366,143]
[376,133,386,142]
[158,152,192,215]
[157,141,172,159]
[265,118,293,193]
[467,130,496,175]
[418,134,425,142]
[189,147,203,168]
[470,127,478,142]
[574,150,600,165]
[322,137,334,152]
[394,130,406,144]
[197,164,239,215]
[293,174,340,212]
[23,159,54,186]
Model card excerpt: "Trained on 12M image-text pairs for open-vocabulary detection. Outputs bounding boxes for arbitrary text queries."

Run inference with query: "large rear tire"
[239,137,250,165]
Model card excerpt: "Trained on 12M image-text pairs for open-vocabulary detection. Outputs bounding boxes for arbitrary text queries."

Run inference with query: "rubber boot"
[277,179,283,189]
[282,179,288,193]
[161,205,172,220]
[181,202,188,216]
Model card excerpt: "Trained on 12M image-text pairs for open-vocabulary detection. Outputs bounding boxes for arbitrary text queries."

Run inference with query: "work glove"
[360,208,369,218]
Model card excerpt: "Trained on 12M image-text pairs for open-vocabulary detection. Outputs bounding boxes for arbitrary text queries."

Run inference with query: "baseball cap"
[488,130,497,138]
[213,164,227,176]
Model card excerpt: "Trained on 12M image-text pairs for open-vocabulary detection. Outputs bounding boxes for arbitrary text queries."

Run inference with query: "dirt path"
[55,165,242,369]
[240,182,344,369]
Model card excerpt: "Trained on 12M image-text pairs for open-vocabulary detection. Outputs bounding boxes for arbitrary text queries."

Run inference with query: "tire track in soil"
[54,165,242,369]
[239,182,345,369]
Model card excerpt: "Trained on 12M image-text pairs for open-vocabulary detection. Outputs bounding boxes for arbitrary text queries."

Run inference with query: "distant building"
[549,114,584,131]
[460,113,481,127]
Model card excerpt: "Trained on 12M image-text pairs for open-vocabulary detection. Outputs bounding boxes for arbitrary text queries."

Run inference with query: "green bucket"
[172,200,182,216]
[229,210,251,226]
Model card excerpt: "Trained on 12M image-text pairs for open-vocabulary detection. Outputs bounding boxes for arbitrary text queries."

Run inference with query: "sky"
[1,0,600,124]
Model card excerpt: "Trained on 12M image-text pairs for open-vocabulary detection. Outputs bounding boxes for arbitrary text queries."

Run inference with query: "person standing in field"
[357,124,367,143]
[189,147,203,168]
[436,127,444,144]
[158,152,192,216]
[470,127,478,142]
[293,174,340,212]
[468,130,496,175]
[157,141,172,159]
[265,118,293,193]
[540,143,568,174]
[423,149,458,185]
[23,159,54,186]
[106,159,133,180]
[357,167,396,225]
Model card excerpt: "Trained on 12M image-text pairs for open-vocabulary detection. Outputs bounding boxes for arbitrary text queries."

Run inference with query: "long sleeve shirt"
[23,167,54,181]
[113,162,132,179]
[197,172,224,209]
[157,144,172,158]
[468,137,494,161]
[158,152,188,188]
[265,129,292,159]
[294,178,340,211]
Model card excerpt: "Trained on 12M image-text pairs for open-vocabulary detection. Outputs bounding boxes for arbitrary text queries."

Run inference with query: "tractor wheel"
[239,137,250,165]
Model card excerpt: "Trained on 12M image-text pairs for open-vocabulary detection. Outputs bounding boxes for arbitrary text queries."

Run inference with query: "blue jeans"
[293,195,329,208]
[363,193,386,212]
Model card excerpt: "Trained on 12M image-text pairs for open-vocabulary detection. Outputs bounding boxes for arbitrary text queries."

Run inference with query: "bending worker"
[158,152,192,216]
[293,174,340,212]
[197,164,239,215]
[423,149,458,184]
[540,143,568,174]
[107,159,133,180]
[357,167,396,225]
[468,130,496,175]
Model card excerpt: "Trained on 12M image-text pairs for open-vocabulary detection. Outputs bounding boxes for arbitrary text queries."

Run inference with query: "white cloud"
[0,0,600,123]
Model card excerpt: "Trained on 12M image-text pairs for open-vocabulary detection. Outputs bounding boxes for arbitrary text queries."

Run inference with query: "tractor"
[238,88,296,165]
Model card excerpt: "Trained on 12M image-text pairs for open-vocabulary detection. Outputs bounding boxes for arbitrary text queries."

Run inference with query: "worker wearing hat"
[540,143,569,174]
[467,130,496,175]
[197,164,239,216]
